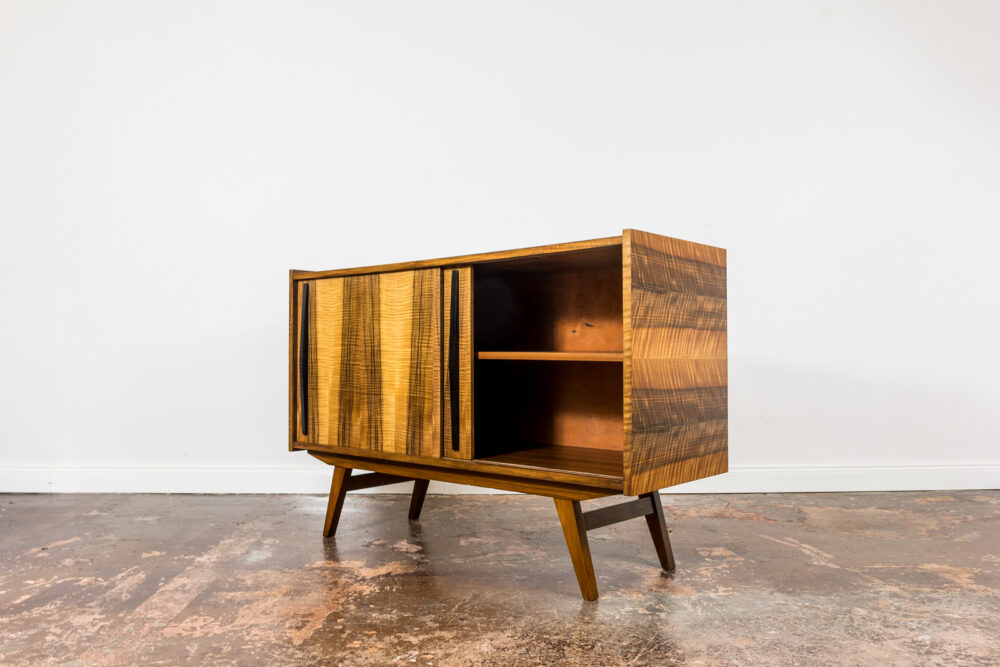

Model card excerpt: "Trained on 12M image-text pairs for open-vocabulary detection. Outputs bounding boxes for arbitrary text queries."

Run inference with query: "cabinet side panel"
[443,267,473,459]
[624,230,728,495]
[289,272,297,449]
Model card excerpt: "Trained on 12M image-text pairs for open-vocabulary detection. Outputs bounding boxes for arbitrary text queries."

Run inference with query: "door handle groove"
[299,281,310,436]
[448,270,460,451]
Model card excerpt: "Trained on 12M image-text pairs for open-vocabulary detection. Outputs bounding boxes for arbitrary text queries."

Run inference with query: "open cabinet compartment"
[473,244,623,355]
[474,360,624,477]
[471,245,626,479]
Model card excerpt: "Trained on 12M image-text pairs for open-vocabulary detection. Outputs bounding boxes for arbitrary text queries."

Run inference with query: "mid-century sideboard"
[289,229,727,600]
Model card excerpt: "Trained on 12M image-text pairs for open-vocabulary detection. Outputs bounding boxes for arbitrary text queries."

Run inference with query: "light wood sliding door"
[442,267,473,460]
[295,269,442,457]
[623,229,728,495]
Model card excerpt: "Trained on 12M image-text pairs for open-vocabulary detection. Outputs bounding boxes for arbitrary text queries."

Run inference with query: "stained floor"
[0,491,997,666]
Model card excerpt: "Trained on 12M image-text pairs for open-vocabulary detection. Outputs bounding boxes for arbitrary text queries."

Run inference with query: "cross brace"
[554,493,675,600]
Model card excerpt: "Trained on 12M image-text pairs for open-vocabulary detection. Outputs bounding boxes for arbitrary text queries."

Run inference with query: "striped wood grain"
[443,267,473,460]
[623,229,728,495]
[296,269,442,457]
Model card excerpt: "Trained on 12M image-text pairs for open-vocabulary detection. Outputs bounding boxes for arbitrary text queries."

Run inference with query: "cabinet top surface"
[291,234,625,280]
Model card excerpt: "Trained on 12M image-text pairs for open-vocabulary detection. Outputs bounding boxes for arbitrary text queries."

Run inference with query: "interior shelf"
[477,351,623,362]
[476,444,623,479]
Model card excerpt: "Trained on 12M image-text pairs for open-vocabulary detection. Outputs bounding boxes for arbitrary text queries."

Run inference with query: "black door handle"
[299,281,309,436]
[448,270,460,451]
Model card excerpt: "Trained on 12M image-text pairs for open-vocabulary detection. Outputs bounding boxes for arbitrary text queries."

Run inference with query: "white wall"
[1,0,997,493]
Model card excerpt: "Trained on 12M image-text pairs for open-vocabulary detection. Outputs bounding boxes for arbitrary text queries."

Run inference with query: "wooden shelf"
[477,351,623,362]
[476,444,624,479]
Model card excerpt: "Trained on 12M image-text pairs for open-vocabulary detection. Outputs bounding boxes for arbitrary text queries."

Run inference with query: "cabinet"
[289,230,727,599]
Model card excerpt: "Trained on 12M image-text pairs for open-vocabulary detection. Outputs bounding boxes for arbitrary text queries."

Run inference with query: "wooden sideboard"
[289,229,727,600]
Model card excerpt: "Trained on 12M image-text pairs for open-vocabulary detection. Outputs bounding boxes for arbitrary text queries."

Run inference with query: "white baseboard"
[663,463,999,493]
[0,463,997,494]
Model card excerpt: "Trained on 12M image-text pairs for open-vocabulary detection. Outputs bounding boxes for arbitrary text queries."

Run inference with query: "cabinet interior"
[473,245,623,354]
[471,245,625,478]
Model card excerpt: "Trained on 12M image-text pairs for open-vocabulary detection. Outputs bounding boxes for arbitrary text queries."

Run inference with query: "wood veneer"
[296,270,441,457]
[623,230,728,495]
[442,267,473,460]
[290,229,727,600]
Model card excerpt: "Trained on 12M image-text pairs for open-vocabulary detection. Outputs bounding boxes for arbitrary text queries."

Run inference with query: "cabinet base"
[318,463,675,601]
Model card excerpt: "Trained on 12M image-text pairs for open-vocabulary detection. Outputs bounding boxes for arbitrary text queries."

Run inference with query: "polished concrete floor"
[0,491,997,666]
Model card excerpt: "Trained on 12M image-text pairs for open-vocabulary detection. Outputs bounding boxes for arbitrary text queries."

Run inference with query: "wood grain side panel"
[632,288,726,331]
[633,359,727,391]
[443,267,473,459]
[631,251,726,298]
[624,229,728,495]
[631,387,727,432]
[628,233,726,268]
[631,420,728,466]
[640,450,728,489]
[631,327,726,360]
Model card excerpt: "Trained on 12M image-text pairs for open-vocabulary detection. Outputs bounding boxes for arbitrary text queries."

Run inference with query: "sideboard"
[289,229,727,600]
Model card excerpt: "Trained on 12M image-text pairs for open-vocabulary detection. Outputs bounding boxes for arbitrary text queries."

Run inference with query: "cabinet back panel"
[475,360,624,453]
[474,251,623,354]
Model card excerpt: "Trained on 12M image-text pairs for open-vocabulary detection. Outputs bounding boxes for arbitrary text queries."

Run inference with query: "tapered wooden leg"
[640,491,675,571]
[323,466,352,538]
[554,498,599,601]
[408,479,430,520]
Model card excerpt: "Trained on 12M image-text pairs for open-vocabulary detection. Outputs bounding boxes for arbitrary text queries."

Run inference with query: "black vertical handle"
[448,270,460,451]
[299,281,310,436]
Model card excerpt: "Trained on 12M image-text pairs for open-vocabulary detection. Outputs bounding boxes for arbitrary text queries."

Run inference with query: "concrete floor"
[0,491,997,666]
